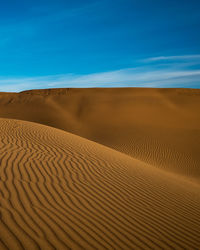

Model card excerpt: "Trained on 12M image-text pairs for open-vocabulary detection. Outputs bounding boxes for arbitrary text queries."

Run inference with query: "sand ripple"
[0,118,200,249]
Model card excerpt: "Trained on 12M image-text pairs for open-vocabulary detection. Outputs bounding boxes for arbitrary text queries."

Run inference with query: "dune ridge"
[0,118,200,249]
[0,88,200,182]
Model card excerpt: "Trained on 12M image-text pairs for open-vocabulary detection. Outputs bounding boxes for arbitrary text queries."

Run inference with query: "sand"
[0,88,200,181]
[0,88,200,249]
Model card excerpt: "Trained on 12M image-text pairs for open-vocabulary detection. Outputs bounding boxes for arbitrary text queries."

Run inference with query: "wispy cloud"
[0,54,200,92]
[144,54,200,62]
[0,69,200,92]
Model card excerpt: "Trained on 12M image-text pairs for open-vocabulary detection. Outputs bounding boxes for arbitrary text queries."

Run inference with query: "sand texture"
[0,88,200,181]
[0,88,200,249]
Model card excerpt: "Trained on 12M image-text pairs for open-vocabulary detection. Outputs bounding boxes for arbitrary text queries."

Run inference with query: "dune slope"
[0,118,200,249]
[0,88,200,181]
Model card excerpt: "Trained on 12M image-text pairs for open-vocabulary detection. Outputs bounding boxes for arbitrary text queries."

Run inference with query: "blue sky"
[0,0,200,91]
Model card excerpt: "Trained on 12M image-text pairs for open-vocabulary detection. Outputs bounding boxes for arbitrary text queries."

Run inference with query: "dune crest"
[0,88,200,182]
[0,118,200,249]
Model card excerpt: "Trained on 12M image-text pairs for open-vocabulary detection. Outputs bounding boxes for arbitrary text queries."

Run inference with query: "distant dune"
[0,88,200,181]
[0,118,200,249]
[0,88,200,249]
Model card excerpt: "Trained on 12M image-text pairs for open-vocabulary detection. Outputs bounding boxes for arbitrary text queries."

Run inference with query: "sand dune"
[0,118,200,249]
[0,88,200,181]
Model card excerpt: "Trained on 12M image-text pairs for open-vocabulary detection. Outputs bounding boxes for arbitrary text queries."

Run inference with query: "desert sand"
[0,88,200,249]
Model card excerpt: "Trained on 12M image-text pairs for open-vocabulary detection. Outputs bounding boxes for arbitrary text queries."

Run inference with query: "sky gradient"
[0,0,200,91]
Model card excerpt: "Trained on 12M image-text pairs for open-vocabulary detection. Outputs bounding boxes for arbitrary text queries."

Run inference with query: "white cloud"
[0,67,200,92]
[1,54,200,92]
[144,54,200,62]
